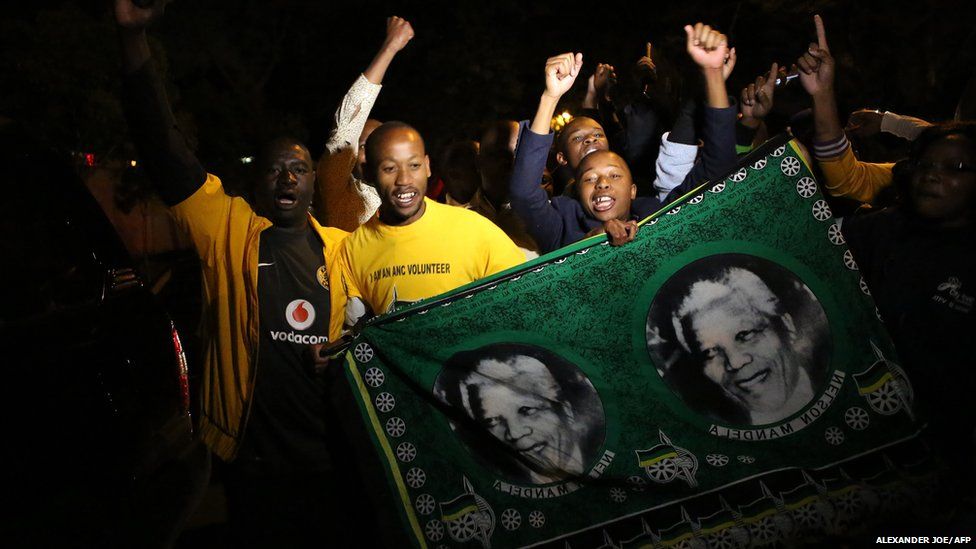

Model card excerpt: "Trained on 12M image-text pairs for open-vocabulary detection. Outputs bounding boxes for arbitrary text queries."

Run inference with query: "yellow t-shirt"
[339,198,526,321]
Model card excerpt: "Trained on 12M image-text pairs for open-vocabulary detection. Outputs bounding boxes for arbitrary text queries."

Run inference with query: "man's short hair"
[363,121,425,171]
[249,136,312,200]
[257,136,311,166]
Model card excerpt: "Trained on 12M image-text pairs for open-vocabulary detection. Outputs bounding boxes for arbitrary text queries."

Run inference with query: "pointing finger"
[814,14,828,51]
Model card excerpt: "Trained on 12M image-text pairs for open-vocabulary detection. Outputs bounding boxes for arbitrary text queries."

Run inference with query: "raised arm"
[846,109,933,141]
[582,63,615,110]
[363,16,414,85]
[581,63,625,153]
[737,62,778,152]
[685,23,733,110]
[797,15,842,144]
[740,62,778,130]
[661,23,738,200]
[315,17,414,230]
[508,53,585,252]
[328,16,414,154]
[798,15,894,202]
[618,45,665,189]
[531,53,583,135]
[116,0,205,207]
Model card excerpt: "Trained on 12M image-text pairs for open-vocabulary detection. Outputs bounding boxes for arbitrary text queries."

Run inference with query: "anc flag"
[738,496,779,524]
[656,524,695,547]
[782,482,822,510]
[854,360,894,395]
[439,493,479,522]
[340,135,935,547]
[697,507,738,535]
[636,445,678,469]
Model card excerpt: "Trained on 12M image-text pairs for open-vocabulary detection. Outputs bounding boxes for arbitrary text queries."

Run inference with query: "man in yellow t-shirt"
[339,122,526,326]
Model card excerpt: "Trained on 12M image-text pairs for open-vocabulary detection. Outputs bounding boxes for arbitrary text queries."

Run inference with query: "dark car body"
[0,121,208,548]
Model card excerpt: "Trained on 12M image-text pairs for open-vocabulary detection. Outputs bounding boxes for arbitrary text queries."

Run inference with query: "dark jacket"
[509,105,738,254]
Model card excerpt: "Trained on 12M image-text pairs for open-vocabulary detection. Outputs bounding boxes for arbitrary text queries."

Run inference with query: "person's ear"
[556,151,568,166]
[782,313,797,341]
[630,183,637,199]
[425,154,432,178]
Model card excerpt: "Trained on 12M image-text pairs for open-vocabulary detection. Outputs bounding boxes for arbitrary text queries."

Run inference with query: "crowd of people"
[113,0,974,545]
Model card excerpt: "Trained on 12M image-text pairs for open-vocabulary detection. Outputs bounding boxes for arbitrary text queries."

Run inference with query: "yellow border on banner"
[637,451,678,468]
[788,139,813,173]
[442,504,479,522]
[858,372,894,395]
[346,354,427,548]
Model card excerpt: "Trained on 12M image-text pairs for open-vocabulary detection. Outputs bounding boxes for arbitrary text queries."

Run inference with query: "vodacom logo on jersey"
[285,299,316,330]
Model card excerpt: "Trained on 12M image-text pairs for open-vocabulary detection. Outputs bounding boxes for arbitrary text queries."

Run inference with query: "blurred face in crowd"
[479,120,520,206]
[576,150,636,222]
[354,119,383,180]
[442,139,481,205]
[253,139,315,228]
[556,117,608,170]
[367,124,430,226]
[910,135,976,228]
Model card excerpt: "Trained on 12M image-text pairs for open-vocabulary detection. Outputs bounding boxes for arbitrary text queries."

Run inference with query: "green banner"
[342,135,937,547]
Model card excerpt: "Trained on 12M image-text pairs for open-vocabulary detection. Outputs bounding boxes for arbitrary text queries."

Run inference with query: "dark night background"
[3,0,975,174]
[3,2,974,544]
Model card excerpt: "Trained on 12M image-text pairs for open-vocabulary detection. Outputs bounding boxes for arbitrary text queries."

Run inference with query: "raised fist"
[544,52,583,99]
[383,16,414,53]
[684,23,729,72]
